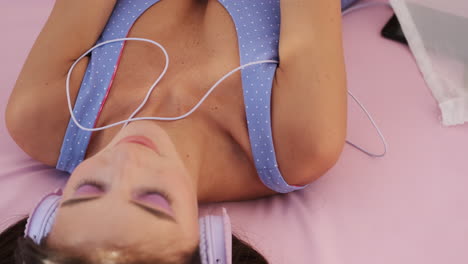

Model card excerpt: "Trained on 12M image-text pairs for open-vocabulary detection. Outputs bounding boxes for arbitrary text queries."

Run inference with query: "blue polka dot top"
[56,0,308,193]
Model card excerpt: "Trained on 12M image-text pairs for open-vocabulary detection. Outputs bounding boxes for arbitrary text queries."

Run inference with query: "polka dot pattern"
[220,0,304,193]
[57,0,304,193]
[56,0,160,172]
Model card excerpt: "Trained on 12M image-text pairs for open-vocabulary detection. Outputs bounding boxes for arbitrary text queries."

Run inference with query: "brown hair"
[0,218,268,264]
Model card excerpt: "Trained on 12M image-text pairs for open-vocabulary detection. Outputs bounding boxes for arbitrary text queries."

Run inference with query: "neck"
[156,119,210,201]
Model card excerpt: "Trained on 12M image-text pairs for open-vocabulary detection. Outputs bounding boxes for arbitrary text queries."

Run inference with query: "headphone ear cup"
[198,208,232,264]
[221,208,232,264]
[198,216,209,264]
[44,206,59,237]
[24,190,62,244]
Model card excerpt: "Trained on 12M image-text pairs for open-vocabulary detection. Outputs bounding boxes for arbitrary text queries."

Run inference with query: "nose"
[109,143,147,182]
[113,142,147,162]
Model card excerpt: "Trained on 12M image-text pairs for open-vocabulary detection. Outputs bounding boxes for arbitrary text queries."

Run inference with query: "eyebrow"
[60,197,176,223]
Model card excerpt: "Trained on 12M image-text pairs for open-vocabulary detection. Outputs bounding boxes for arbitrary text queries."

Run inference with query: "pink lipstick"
[117,135,159,154]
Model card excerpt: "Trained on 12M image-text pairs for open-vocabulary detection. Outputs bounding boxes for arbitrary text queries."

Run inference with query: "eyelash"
[73,180,172,205]
[137,188,173,205]
[74,179,106,191]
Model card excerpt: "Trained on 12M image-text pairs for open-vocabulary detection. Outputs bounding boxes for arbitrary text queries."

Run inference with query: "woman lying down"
[1,0,347,263]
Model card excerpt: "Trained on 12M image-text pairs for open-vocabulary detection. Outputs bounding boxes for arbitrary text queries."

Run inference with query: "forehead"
[47,201,190,254]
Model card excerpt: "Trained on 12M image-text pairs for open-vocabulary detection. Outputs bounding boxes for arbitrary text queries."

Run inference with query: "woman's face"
[48,121,199,260]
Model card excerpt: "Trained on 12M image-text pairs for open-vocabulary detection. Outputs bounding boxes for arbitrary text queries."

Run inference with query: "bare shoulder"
[271,0,347,186]
[5,57,89,166]
[5,1,118,166]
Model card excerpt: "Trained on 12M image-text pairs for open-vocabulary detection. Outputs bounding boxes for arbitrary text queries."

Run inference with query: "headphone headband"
[25,191,232,264]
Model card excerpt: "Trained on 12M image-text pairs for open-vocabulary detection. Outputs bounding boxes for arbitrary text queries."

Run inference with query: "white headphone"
[25,189,233,264]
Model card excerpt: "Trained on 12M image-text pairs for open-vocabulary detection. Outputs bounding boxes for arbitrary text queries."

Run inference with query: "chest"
[58,0,284,198]
[83,0,282,133]
[85,2,278,200]
[85,0,252,164]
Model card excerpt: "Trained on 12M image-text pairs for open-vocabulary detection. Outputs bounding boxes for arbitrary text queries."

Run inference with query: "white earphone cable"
[66,2,390,157]
[340,1,392,157]
[66,38,278,131]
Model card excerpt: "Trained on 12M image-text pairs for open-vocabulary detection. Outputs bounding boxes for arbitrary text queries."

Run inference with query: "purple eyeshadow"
[138,193,173,216]
[75,184,103,196]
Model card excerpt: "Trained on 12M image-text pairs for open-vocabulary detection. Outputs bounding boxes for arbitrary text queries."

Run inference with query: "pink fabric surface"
[1,1,468,263]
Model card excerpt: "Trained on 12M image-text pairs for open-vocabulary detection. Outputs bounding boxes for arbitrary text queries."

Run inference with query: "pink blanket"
[1,1,467,263]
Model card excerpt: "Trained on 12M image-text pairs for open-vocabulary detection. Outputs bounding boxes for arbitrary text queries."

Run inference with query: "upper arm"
[10,0,117,97]
[272,0,347,185]
[6,1,116,165]
[6,57,90,166]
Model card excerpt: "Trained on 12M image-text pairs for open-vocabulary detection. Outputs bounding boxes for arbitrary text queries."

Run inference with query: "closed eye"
[64,180,175,222]
[73,180,106,197]
[76,184,103,195]
[60,197,176,223]
[134,191,174,216]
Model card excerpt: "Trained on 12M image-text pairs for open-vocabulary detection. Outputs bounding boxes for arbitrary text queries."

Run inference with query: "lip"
[117,135,160,154]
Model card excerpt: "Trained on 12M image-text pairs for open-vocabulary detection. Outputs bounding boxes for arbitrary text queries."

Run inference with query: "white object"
[391,0,468,126]
[67,38,388,157]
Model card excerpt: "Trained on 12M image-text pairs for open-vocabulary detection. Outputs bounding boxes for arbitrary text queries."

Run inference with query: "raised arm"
[272,0,347,185]
[6,0,117,166]
[9,0,117,94]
